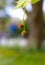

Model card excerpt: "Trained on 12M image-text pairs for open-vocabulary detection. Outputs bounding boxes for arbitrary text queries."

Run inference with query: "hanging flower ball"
[18,24,24,29]
[21,30,27,37]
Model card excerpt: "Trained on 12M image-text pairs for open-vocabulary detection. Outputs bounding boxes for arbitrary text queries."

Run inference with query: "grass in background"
[0,47,45,65]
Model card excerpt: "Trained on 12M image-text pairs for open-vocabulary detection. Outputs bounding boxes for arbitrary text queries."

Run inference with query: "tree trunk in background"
[28,0,43,49]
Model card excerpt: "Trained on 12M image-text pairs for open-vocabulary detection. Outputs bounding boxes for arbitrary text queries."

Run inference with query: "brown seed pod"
[21,30,27,37]
[18,24,24,29]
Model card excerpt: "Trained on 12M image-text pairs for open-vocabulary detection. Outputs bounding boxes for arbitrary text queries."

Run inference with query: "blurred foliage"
[0,0,6,9]
[16,0,40,8]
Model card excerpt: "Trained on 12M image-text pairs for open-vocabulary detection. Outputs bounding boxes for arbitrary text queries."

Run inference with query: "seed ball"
[21,30,27,37]
[18,24,24,29]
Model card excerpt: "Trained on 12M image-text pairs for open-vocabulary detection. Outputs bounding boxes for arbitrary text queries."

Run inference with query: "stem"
[22,8,26,30]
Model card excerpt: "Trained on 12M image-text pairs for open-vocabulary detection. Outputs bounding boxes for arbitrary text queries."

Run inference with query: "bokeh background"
[0,0,45,47]
[0,0,45,65]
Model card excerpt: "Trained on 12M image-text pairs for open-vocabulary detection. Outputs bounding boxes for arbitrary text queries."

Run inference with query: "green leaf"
[16,0,40,8]
[16,0,26,8]
[32,0,40,4]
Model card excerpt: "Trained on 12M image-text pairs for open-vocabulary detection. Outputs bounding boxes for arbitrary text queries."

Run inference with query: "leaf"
[32,0,40,4]
[23,0,31,8]
[16,0,40,8]
[16,0,31,8]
